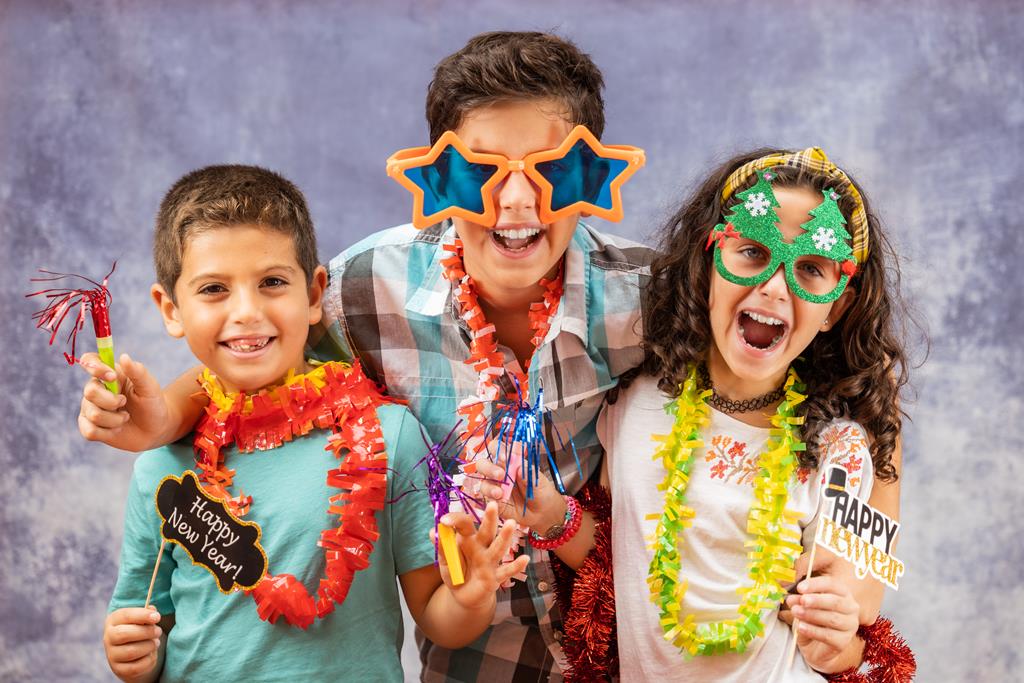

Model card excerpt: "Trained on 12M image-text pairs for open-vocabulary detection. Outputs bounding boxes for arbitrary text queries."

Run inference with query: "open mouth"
[220,336,274,354]
[490,226,543,253]
[738,310,787,351]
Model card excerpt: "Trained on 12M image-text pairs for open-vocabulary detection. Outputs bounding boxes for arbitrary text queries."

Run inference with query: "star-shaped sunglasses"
[386,125,645,229]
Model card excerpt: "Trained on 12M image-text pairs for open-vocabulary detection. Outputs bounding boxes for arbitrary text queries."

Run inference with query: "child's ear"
[822,284,856,331]
[151,283,185,338]
[307,266,328,326]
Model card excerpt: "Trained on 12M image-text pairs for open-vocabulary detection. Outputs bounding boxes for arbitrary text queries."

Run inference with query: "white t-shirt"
[600,375,874,682]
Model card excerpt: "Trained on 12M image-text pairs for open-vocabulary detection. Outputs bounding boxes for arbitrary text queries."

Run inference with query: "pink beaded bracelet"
[529,495,582,550]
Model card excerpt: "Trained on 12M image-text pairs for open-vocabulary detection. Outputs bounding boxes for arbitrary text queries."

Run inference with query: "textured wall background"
[2,1,1021,680]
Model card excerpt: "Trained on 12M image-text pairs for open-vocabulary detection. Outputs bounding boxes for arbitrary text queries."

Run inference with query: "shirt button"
[553,629,563,642]
[537,581,550,592]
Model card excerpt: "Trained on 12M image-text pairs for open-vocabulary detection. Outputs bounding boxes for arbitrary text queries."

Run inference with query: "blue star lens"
[534,140,628,212]
[403,145,498,217]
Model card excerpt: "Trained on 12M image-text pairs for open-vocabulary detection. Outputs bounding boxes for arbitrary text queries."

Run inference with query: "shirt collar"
[551,226,590,346]
[405,223,457,319]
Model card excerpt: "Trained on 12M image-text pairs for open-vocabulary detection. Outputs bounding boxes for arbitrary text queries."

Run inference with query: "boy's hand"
[436,501,530,610]
[78,353,169,451]
[781,575,861,673]
[103,607,163,682]
[470,451,567,538]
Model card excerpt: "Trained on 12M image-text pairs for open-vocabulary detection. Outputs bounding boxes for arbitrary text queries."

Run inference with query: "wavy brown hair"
[639,149,918,481]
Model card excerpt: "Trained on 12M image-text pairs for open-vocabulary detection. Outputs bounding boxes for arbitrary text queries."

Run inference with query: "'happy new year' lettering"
[189,498,240,547]
[829,489,900,554]
[818,517,903,589]
[156,470,267,593]
[167,506,199,545]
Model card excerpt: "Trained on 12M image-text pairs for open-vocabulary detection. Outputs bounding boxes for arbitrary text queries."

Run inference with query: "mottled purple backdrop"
[2,1,1021,680]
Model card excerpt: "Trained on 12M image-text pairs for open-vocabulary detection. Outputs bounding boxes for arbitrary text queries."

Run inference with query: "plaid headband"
[720,147,869,264]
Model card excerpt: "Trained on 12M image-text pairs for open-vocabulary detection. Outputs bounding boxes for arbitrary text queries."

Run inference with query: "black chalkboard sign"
[155,470,268,593]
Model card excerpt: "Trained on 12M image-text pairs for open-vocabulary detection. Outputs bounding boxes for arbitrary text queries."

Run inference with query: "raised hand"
[468,449,567,538]
[437,501,530,609]
[78,352,171,451]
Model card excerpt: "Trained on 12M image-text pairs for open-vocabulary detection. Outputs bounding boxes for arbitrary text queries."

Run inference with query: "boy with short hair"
[319,31,655,680]
[82,33,654,680]
[100,164,527,682]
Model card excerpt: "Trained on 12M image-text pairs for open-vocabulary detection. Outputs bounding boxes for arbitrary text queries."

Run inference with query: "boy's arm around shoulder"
[78,352,206,451]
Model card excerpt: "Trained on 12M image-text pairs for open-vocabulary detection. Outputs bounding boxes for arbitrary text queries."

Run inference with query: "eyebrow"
[186,264,298,288]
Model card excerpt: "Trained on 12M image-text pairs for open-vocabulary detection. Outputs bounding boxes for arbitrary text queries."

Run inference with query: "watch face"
[543,523,566,540]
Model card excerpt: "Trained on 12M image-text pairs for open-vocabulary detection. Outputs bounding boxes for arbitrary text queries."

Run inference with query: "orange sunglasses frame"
[386,125,645,229]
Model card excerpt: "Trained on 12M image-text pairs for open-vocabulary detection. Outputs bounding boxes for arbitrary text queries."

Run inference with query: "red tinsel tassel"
[825,616,917,683]
[551,481,616,682]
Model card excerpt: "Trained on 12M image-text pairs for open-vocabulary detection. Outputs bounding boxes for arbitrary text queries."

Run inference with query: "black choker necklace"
[697,363,786,414]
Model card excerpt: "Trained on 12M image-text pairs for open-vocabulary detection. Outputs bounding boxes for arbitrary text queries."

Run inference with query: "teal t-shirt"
[109,403,436,682]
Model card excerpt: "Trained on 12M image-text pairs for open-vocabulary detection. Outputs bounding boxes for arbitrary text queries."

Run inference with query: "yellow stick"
[145,539,166,608]
[438,523,464,586]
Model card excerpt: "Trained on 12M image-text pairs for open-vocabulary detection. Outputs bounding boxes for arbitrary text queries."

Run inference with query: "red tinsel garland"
[825,616,917,683]
[551,481,616,682]
[192,361,393,629]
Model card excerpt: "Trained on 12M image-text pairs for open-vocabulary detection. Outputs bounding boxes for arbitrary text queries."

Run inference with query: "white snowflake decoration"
[812,227,839,251]
[744,192,770,217]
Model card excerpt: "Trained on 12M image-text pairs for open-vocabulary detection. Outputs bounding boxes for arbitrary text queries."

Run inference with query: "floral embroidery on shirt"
[794,423,869,489]
[705,434,760,485]
[794,422,869,489]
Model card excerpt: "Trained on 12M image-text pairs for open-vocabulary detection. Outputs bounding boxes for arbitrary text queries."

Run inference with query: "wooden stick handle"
[145,539,167,609]
[786,534,819,669]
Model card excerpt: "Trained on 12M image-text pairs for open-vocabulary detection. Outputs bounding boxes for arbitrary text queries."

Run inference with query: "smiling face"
[452,99,579,305]
[708,186,854,398]
[152,224,326,394]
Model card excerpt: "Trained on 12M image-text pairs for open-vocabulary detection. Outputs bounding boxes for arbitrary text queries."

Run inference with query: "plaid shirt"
[310,221,653,682]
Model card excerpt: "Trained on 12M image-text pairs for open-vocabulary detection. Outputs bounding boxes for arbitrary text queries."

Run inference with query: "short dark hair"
[425,31,606,144]
[153,164,318,298]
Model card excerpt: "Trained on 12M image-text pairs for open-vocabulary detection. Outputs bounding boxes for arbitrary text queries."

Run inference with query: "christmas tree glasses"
[708,170,858,304]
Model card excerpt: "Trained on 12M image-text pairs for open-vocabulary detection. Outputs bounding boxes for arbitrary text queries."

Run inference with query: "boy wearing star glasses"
[78,31,654,680]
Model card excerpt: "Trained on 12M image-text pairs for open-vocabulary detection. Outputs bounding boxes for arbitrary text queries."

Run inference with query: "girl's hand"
[782,575,862,673]
[469,448,567,537]
[436,501,530,610]
[103,607,163,682]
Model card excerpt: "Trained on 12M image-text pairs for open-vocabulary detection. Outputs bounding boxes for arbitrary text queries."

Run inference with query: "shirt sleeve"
[818,419,874,500]
[801,419,876,548]
[382,405,438,575]
[108,462,177,614]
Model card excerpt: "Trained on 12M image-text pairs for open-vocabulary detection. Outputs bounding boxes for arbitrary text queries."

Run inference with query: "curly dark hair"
[639,148,919,482]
